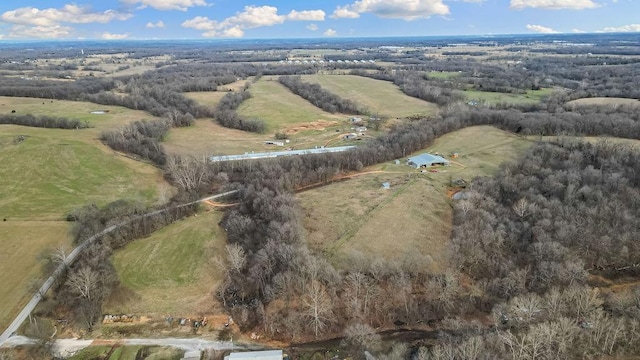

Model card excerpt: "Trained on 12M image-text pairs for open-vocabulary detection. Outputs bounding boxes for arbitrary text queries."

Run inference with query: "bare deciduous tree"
[67,266,99,301]
[302,280,334,338]
[226,243,247,274]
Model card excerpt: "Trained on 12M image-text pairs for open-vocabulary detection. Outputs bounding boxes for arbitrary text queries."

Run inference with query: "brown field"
[0,221,71,332]
[566,97,640,108]
[0,96,156,137]
[184,91,228,109]
[299,126,535,271]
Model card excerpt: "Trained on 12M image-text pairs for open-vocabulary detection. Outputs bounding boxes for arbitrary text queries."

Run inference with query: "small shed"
[344,133,358,140]
[382,182,391,189]
[224,350,283,360]
[407,153,449,168]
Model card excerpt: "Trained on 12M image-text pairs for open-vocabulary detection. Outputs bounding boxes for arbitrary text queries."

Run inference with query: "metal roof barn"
[224,350,283,360]
[407,153,449,168]
[210,146,356,162]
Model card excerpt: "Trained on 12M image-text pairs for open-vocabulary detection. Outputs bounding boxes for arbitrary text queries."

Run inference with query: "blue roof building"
[407,153,449,168]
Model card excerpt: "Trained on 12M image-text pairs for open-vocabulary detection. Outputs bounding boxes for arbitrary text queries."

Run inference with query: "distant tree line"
[278,75,365,114]
[0,114,90,129]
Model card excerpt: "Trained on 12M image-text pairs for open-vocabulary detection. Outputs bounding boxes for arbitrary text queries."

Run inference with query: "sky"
[0,0,638,40]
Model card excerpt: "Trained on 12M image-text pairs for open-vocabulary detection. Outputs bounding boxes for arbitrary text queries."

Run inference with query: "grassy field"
[184,91,228,109]
[0,96,155,135]
[566,97,640,108]
[107,210,226,315]
[427,71,461,79]
[0,221,70,332]
[299,126,534,271]
[301,74,439,118]
[237,78,346,132]
[463,88,555,105]
[0,132,161,220]
[0,96,166,334]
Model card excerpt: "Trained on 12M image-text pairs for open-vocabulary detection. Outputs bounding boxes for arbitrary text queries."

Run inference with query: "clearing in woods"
[0,221,70,333]
[107,210,226,316]
[299,126,534,271]
[237,78,348,132]
[301,74,439,118]
[463,88,555,105]
[566,97,640,108]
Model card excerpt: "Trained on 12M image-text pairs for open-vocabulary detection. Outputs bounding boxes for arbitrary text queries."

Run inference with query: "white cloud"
[1,4,131,26]
[182,16,216,31]
[603,24,640,32]
[510,0,600,10]
[286,10,326,21]
[183,6,325,38]
[324,28,337,36]
[306,23,319,31]
[146,20,165,28]
[572,28,586,33]
[331,0,450,20]
[8,24,73,39]
[102,32,129,40]
[120,0,208,11]
[526,24,558,33]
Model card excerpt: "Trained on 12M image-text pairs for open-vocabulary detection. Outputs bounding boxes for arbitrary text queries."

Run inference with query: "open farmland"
[184,91,228,109]
[463,88,555,106]
[0,96,156,136]
[301,74,439,118]
[566,97,640,108]
[164,118,363,156]
[237,78,347,132]
[107,210,226,315]
[0,221,70,332]
[299,126,534,271]
[0,130,161,220]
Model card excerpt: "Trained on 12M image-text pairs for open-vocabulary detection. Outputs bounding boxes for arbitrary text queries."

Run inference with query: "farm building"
[407,153,449,168]
[224,350,283,360]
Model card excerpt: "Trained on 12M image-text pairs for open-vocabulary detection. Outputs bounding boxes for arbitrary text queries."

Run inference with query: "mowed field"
[0,97,167,333]
[299,126,534,271]
[0,221,70,332]
[0,131,161,220]
[237,78,347,132]
[463,88,555,105]
[566,97,640,108]
[107,210,226,316]
[301,74,439,118]
[0,96,155,136]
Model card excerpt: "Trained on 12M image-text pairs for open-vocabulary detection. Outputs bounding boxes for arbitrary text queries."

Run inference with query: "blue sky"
[0,0,638,40]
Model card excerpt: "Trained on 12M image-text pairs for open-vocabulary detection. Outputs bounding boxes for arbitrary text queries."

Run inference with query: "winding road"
[0,190,238,347]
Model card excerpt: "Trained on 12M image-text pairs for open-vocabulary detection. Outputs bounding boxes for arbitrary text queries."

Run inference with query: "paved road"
[0,190,238,346]
[1,335,258,358]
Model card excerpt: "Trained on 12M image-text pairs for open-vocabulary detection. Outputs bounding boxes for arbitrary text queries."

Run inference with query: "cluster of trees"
[0,114,90,129]
[100,119,169,165]
[214,88,266,133]
[278,76,365,114]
